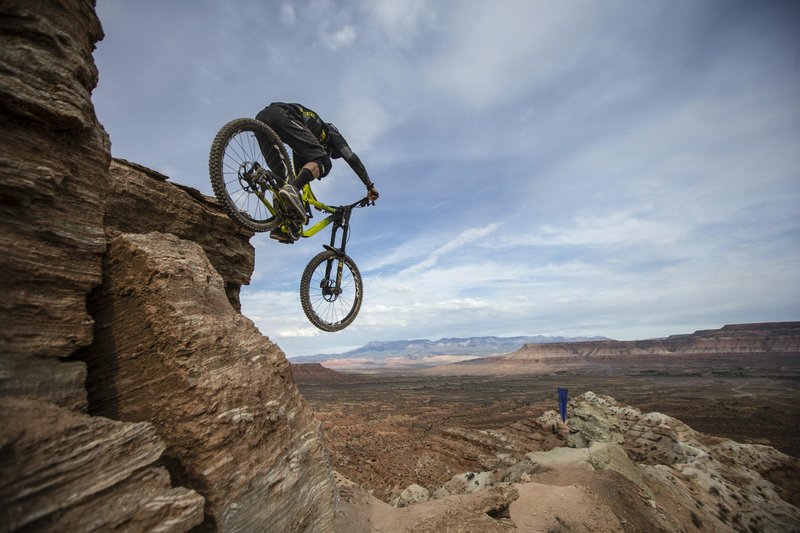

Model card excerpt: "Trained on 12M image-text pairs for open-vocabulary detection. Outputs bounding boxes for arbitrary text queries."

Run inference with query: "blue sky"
[92,0,800,357]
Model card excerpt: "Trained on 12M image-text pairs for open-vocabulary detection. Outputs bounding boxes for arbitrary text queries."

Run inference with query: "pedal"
[285,221,302,241]
[270,228,295,244]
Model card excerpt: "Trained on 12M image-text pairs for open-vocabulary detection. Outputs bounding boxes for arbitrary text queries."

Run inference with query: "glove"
[367,185,380,201]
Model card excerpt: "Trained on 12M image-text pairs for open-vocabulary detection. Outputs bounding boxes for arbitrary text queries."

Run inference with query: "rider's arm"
[339,145,373,189]
[329,127,378,199]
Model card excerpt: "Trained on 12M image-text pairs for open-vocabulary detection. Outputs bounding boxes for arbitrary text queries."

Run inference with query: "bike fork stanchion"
[320,208,351,296]
[320,222,339,290]
[335,259,345,294]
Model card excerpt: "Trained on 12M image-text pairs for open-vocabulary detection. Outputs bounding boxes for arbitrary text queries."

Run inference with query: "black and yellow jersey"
[279,102,372,188]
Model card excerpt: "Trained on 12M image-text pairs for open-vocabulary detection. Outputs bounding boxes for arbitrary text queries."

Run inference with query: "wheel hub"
[320,279,342,301]
[237,162,266,193]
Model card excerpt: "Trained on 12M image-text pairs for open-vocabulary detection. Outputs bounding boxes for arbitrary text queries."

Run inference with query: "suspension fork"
[322,207,352,292]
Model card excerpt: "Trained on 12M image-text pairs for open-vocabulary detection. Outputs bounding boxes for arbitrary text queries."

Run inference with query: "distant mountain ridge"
[459,322,800,367]
[290,335,609,363]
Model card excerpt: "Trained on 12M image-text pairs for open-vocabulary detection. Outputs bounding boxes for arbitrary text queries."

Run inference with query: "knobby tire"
[208,118,292,232]
[300,250,363,332]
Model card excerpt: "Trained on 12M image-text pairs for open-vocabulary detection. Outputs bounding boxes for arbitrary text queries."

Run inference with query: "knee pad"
[315,155,332,178]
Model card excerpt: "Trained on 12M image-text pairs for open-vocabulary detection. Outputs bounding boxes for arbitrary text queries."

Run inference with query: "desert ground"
[295,355,800,504]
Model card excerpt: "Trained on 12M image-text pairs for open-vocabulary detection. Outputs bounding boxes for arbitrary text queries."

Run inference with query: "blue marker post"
[557,387,569,423]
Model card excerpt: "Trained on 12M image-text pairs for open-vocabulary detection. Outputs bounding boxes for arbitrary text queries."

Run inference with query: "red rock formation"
[0,2,205,530]
[0,397,204,531]
[82,232,337,530]
[0,2,338,531]
[104,159,254,311]
[0,0,111,405]
[291,363,350,383]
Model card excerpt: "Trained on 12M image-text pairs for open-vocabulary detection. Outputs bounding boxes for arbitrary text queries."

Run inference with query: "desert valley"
[292,322,800,530]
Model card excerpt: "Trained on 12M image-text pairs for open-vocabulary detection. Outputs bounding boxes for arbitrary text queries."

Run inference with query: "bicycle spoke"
[224,143,246,168]
[232,133,251,162]
[306,259,359,327]
[216,130,280,222]
[210,118,289,232]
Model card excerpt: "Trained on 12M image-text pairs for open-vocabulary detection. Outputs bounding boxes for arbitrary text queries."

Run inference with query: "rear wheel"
[208,118,293,232]
[300,250,363,332]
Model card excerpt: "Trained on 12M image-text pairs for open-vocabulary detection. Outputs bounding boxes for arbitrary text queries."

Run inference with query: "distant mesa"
[501,321,800,361]
[431,321,800,375]
[290,335,609,370]
[291,323,800,374]
[290,363,348,384]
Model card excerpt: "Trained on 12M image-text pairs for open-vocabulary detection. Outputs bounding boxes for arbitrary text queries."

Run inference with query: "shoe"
[278,184,309,224]
[270,227,294,244]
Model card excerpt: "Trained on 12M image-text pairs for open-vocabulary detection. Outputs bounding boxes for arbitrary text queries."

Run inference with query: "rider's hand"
[367,186,380,202]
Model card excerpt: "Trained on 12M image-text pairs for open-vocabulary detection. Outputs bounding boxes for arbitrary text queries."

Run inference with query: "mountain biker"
[256,102,379,242]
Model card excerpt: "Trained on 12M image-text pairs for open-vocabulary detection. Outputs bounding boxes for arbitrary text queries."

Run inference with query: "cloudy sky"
[92,0,799,357]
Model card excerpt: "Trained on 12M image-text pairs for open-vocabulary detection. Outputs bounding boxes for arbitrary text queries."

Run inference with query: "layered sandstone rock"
[539,392,800,532]
[82,232,337,531]
[340,392,799,531]
[0,0,102,129]
[1,2,208,531]
[336,477,519,533]
[0,397,204,532]
[2,2,337,531]
[0,0,110,404]
[104,159,254,311]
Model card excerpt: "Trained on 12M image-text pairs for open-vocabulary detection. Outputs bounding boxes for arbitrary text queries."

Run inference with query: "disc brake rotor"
[237,161,262,193]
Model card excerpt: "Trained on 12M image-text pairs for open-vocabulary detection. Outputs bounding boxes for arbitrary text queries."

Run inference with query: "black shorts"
[256,104,329,174]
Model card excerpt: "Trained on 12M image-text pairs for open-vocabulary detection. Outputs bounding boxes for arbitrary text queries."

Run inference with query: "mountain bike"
[208,117,372,332]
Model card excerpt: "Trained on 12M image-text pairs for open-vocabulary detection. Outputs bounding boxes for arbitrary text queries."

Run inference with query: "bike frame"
[266,184,369,257]
[299,186,340,239]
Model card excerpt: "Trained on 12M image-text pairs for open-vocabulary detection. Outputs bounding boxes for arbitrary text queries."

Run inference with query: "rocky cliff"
[540,392,800,531]
[81,231,336,530]
[335,392,800,532]
[0,0,110,410]
[0,1,336,531]
[104,159,254,312]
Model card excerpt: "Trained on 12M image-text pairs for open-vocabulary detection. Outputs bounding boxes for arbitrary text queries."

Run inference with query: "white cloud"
[421,1,601,109]
[502,210,686,248]
[280,4,296,26]
[334,97,390,151]
[276,327,320,338]
[401,222,501,274]
[323,25,357,51]
[362,0,436,48]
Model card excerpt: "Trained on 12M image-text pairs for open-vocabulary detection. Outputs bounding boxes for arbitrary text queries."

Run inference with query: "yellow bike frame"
[268,184,342,239]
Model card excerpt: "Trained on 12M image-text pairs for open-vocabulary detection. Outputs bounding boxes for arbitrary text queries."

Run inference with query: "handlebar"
[351,196,375,209]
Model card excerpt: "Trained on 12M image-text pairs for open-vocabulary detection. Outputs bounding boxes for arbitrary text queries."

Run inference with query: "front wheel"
[300,250,363,332]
